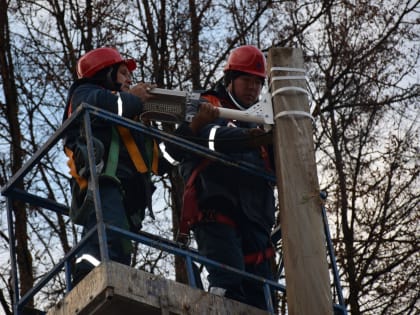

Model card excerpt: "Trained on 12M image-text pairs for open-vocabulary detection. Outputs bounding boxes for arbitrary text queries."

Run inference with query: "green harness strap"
[103,126,156,222]
[104,126,157,177]
[103,127,120,178]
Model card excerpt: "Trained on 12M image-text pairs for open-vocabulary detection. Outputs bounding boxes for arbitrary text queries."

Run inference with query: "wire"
[177,131,272,144]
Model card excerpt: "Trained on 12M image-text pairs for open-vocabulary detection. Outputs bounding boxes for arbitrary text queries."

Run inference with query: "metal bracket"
[143,88,274,128]
[218,92,274,125]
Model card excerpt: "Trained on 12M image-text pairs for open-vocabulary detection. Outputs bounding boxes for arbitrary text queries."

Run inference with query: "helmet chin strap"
[227,90,259,111]
[226,75,258,110]
[227,91,247,110]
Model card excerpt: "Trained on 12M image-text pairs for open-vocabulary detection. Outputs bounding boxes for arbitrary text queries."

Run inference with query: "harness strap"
[116,125,158,174]
[197,210,237,229]
[149,137,159,174]
[115,125,158,219]
[64,147,88,190]
[260,145,272,172]
[244,246,275,265]
[179,159,211,235]
[181,160,238,233]
[103,127,120,177]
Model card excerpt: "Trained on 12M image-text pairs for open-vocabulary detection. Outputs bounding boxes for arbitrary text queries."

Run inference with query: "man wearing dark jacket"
[63,47,166,285]
[166,45,276,310]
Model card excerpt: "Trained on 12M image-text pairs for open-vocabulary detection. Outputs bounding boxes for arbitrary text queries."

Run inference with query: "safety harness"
[179,159,236,236]
[116,125,159,175]
[65,102,160,225]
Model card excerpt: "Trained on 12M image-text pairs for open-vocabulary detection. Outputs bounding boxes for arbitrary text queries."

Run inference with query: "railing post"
[6,197,20,314]
[82,111,109,262]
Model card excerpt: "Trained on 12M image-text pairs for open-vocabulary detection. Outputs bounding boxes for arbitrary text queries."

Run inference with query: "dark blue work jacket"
[166,85,276,233]
[63,80,153,178]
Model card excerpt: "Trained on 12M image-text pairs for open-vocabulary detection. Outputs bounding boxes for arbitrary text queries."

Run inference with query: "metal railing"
[1,103,347,315]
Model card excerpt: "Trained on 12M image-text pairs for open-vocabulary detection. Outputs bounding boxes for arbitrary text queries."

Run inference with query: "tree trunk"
[0,0,34,301]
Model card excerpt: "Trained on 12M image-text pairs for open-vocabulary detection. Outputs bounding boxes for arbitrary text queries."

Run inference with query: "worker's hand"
[128,83,156,103]
[246,128,272,147]
[190,102,219,134]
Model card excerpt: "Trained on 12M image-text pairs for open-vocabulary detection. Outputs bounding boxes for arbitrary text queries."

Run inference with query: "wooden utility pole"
[268,47,333,315]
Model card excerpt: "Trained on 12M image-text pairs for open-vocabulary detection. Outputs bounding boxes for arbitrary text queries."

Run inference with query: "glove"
[246,128,273,148]
[189,102,219,134]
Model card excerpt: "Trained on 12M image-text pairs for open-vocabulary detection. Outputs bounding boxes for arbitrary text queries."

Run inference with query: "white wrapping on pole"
[270,66,306,73]
[271,75,307,81]
[275,110,315,122]
[272,86,309,97]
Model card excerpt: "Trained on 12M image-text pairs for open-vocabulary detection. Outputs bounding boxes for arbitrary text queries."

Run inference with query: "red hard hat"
[77,47,136,78]
[223,45,266,78]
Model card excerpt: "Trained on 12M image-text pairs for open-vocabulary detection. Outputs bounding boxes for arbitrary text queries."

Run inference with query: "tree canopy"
[0,1,418,314]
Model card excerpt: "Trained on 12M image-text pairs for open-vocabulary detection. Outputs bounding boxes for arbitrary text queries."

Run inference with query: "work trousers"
[194,217,274,310]
[74,180,131,284]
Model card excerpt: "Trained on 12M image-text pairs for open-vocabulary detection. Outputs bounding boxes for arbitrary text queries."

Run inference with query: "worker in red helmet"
[62,47,169,287]
[166,45,276,310]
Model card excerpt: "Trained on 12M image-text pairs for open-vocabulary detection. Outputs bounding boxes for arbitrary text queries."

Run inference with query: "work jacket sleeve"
[164,122,201,162]
[199,120,272,153]
[165,118,267,163]
[71,83,144,118]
